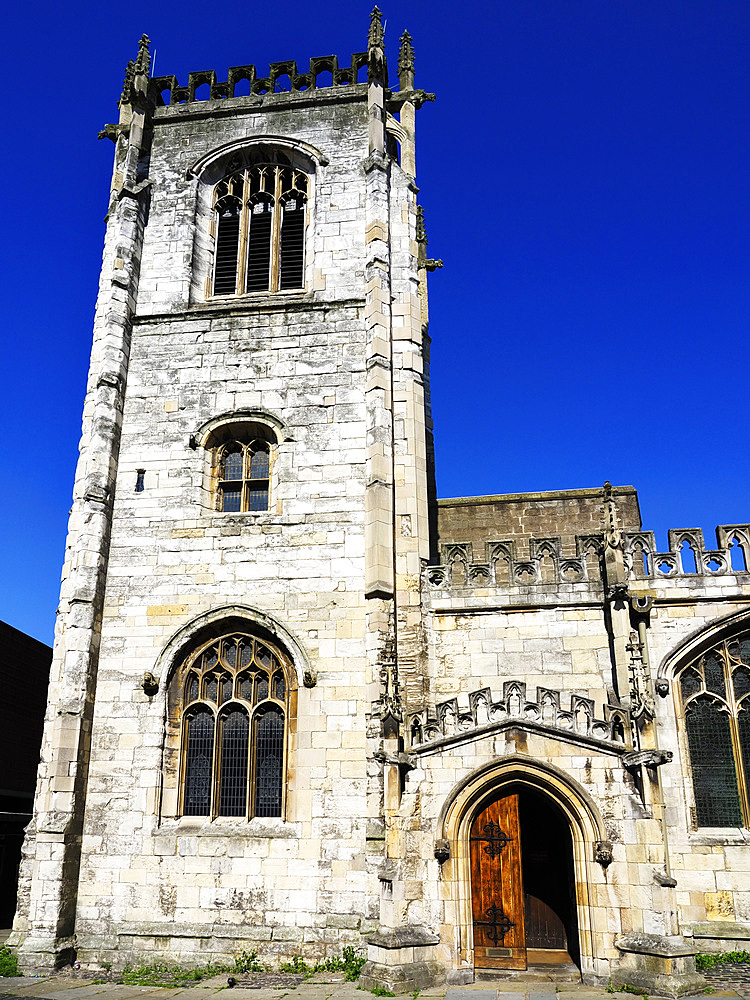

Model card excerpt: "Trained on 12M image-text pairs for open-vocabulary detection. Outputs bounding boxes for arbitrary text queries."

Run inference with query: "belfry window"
[211,164,308,296]
[677,631,750,827]
[179,632,289,819]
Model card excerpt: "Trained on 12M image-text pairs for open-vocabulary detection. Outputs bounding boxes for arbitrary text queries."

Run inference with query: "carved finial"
[416,205,427,245]
[135,34,151,78]
[120,59,136,104]
[398,29,415,89]
[603,481,622,550]
[369,6,384,48]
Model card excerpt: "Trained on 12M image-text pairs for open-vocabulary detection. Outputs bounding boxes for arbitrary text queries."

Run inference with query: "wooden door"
[470,792,526,970]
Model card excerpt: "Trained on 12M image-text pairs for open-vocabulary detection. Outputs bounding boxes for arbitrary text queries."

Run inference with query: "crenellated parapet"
[624,524,750,579]
[150,53,369,106]
[407,681,629,750]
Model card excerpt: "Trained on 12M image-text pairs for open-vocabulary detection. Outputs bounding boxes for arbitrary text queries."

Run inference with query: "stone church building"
[11,13,750,996]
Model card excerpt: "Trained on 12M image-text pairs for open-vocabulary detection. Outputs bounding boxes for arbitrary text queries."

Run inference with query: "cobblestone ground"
[1,965,749,1000]
[704,961,750,994]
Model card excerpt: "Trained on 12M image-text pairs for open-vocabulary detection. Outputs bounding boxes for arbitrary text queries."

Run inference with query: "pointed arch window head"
[211,163,309,297]
[176,632,291,820]
[677,632,750,827]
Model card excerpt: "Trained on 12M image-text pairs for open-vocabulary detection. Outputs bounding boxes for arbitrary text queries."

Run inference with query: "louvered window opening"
[678,632,750,827]
[180,633,289,819]
[212,165,308,296]
[217,440,271,513]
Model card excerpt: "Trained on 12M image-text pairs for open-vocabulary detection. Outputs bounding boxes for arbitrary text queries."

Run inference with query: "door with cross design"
[470,791,526,969]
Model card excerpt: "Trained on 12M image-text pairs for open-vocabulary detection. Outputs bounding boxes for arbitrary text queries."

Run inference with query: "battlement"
[150,53,369,107]
[425,524,750,591]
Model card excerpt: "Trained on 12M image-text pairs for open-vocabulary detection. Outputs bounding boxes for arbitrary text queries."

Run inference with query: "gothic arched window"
[216,438,271,512]
[677,631,750,827]
[178,632,290,819]
[211,163,308,296]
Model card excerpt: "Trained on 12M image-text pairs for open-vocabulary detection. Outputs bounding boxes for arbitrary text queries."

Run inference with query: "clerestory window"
[212,164,308,296]
[178,632,289,819]
[677,631,750,827]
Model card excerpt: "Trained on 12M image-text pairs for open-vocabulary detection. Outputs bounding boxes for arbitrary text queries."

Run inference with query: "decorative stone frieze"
[408,681,628,749]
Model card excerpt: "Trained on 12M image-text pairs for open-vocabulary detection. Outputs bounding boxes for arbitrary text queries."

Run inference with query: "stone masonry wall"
[437,487,641,557]
[71,85,387,964]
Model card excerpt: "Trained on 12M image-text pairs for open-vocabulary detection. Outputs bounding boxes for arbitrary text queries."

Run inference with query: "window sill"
[686,827,750,846]
[157,816,298,838]
[193,290,311,314]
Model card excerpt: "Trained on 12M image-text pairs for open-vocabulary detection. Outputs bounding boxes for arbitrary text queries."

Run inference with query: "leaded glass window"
[216,439,272,513]
[211,164,308,296]
[178,632,290,819]
[678,632,750,827]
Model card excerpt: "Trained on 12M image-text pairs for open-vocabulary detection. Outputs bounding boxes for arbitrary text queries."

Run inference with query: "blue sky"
[2,0,748,643]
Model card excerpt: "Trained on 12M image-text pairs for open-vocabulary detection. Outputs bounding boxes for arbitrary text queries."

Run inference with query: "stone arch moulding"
[435,754,607,980]
[152,605,307,825]
[656,604,750,686]
[152,603,310,700]
[193,408,288,449]
[186,134,329,181]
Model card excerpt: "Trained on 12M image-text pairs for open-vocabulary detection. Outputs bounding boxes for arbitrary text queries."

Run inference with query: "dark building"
[0,622,51,926]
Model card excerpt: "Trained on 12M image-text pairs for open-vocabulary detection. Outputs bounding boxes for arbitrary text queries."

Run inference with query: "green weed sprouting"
[0,946,21,977]
[696,950,750,972]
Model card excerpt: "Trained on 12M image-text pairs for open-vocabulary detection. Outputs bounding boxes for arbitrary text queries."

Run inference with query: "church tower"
[17,13,748,996]
[13,13,437,970]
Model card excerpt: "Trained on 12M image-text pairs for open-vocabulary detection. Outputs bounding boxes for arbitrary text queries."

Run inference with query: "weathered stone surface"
[12,19,750,1000]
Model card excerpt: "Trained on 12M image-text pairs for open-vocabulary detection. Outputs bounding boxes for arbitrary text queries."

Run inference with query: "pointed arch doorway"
[470,785,579,971]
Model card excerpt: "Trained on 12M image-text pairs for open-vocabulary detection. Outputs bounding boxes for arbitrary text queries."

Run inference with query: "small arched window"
[677,631,750,827]
[178,632,290,819]
[215,436,273,513]
[211,163,309,296]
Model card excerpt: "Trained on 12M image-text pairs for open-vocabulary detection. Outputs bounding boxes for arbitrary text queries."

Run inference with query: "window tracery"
[677,631,750,827]
[211,163,308,296]
[178,632,290,819]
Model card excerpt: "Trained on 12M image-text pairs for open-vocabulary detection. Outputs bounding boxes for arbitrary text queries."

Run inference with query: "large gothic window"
[678,632,750,827]
[177,632,289,819]
[211,163,308,296]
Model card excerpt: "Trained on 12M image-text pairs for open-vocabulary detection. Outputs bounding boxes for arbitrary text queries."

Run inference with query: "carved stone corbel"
[141,672,159,696]
[373,749,416,774]
[622,749,673,771]
[594,840,613,868]
[98,123,129,142]
[434,839,450,864]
